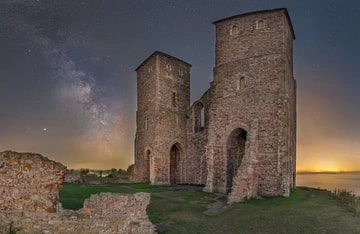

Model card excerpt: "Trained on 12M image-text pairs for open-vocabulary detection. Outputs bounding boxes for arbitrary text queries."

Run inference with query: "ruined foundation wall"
[0,151,155,234]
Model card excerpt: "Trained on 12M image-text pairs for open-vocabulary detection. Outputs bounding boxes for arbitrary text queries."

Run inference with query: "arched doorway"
[226,128,247,193]
[170,144,181,185]
[145,150,151,183]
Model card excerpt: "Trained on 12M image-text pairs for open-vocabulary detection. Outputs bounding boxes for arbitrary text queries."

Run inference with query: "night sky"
[1,0,359,171]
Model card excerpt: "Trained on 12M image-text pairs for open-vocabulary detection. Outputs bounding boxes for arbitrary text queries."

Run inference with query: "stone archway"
[170,144,181,185]
[226,128,247,193]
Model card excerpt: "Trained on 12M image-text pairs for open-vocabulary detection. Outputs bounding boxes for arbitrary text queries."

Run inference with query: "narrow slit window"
[200,107,205,128]
[145,117,149,130]
[172,92,177,107]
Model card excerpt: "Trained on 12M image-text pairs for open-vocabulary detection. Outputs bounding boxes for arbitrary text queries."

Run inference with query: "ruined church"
[134,8,296,202]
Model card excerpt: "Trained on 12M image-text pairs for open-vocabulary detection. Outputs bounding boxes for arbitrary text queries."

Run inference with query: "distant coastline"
[297,171,360,175]
[296,171,360,195]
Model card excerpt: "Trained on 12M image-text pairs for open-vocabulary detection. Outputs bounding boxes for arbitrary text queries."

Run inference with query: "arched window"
[194,102,205,132]
[230,25,239,35]
[166,64,172,71]
[256,19,265,29]
[237,76,245,91]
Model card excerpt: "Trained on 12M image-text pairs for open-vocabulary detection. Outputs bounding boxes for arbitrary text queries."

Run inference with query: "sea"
[296,172,360,195]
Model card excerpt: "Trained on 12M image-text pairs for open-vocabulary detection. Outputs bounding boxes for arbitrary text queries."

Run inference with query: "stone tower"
[203,8,296,202]
[134,8,296,203]
[134,51,191,185]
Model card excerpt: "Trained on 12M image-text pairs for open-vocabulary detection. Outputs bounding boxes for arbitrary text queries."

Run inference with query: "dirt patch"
[204,200,228,216]
[155,223,173,232]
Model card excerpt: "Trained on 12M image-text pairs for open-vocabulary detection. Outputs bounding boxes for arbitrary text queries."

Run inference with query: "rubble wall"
[0,151,155,234]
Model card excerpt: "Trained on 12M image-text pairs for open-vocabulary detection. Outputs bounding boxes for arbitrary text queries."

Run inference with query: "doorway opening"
[170,144,181,185]
[226,128,247,193]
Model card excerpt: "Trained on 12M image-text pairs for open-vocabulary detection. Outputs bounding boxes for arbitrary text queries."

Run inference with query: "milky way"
[0,0,130,168]
[1,0,360,170]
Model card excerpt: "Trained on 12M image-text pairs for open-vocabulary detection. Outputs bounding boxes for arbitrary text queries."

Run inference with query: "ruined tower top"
[212,8,295,67]
[213,8,295,38]
[135,51,191,72]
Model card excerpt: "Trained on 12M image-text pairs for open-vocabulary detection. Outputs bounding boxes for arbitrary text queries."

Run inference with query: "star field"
[0,0,359,170]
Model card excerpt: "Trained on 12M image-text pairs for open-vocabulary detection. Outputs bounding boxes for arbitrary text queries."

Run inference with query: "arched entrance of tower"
[170,144,181,185]
[226,128,247,193]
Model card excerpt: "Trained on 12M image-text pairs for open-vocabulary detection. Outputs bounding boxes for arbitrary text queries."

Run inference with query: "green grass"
[59,184,360,233]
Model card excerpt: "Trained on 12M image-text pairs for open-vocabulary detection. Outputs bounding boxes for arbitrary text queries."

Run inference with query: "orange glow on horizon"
[296,153,360,172]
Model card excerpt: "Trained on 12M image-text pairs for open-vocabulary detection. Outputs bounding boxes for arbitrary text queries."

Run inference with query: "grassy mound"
[59,184,360,233]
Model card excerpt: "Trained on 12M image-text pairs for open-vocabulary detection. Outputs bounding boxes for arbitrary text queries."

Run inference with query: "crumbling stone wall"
[186,90,211,185]
[0,151,155,234]
[0,151,66,215]
[64,169,81,183]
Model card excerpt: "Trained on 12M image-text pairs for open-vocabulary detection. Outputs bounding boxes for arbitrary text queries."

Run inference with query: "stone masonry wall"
[134,53,158,183]
[134,8,296,203]
[186,90,211,185]
[203,9,296,197]
[135,51,191,185]
[0,151,155,234]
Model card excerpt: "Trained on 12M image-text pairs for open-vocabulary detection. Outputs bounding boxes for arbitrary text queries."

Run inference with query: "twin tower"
[134,8,296,202]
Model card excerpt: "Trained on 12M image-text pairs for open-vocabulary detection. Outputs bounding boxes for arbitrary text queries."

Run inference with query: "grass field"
[59,184,360,234]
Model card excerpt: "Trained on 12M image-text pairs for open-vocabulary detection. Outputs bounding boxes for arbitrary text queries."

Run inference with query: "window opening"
[256,20,265,29]
[237,76,245,90]
[200,107,205,128]
[145,117,149,130]
[194,102,205,132]
[172,92,178,107]
[230,25,239,35]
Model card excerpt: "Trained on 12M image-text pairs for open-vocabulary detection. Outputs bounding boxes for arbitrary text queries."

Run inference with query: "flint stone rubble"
[0,151,155,234]
[64,169,82,183]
